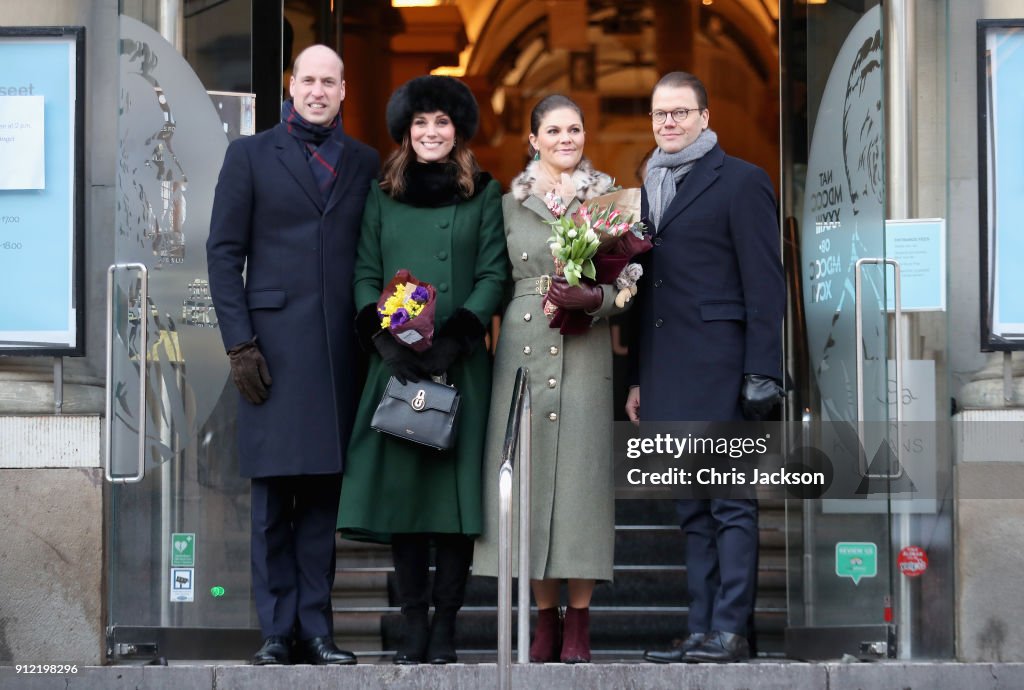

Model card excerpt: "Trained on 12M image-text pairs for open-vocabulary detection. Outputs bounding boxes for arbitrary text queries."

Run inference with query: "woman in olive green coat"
[471,95,626,664]
[337,76,507,665]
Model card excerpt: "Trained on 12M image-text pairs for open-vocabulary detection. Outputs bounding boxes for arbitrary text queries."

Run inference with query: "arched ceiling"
[460,0,778,90]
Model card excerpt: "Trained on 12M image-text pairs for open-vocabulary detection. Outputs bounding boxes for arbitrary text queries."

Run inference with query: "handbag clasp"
[411,389,426,411]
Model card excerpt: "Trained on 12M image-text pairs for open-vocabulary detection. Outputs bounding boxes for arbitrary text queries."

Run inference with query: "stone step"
[5,662,1020,690]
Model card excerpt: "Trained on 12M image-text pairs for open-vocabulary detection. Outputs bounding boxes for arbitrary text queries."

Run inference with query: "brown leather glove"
[546,276,603,312]
[227,338,272,404]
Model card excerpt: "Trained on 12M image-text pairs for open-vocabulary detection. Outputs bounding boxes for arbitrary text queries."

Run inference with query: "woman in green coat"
[471,95,627,664]
[337,76,507,665]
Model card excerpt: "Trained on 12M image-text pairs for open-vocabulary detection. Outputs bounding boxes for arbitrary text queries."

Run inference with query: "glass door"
[105,2,266,661]
[781,0,904,660]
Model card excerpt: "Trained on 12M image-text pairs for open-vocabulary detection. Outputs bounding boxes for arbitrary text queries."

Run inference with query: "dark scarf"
[281,99,344,202]
[396,161,491,207]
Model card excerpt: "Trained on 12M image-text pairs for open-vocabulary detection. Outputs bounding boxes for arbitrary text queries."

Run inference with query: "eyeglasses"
[649,108,703,124]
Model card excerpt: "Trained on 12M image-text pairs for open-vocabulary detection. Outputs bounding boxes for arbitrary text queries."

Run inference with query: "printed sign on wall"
[0,95,45,189]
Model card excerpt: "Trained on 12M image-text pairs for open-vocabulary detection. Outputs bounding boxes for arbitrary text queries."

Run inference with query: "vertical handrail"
[516,377,531,665]
[854,257,904,479]
[498,367,531,690]
[800,408,816,627]
[105,263,149,483]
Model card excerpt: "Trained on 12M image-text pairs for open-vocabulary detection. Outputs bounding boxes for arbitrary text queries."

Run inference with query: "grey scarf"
[644,129,718,231]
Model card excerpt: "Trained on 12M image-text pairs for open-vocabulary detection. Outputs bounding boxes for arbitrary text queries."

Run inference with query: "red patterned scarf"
[282,100,343,203]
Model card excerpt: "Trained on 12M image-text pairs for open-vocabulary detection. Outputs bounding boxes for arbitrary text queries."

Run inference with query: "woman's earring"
[533,151,540,161]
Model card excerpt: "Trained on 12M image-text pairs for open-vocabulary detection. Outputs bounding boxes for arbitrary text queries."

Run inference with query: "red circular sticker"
[897,546,928,577]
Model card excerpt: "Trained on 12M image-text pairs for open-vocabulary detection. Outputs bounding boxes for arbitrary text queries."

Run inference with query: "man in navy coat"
[628,72,785,663]
[206,44,379,666]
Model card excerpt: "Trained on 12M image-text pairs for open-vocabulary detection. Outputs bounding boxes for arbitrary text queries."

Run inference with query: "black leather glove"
[741,374,784,418]
[354,303,384,353]
[227,338,272,405]
[372,330,429,385]
[423,308,487,376]
[424,338,461,376]
[546,276,603,312]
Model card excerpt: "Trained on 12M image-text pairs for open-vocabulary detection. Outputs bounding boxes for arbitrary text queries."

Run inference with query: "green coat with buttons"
[472,166,625,581]
[338,178,508,541]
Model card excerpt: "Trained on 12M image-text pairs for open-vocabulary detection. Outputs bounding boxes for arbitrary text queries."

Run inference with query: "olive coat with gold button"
[338,177,508,541]
[472,160,624,581]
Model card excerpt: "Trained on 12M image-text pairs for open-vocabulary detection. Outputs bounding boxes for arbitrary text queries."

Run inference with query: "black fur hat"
[385,75,480,143]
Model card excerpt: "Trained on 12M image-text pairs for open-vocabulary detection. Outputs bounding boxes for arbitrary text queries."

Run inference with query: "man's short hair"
[652,71,708,110]
[292,44,345,79]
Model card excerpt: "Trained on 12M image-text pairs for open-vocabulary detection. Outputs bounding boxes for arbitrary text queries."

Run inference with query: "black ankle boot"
[394,606,429,664]
[426,608,458,664]
[427,534,473,664]
[391,535,431,665]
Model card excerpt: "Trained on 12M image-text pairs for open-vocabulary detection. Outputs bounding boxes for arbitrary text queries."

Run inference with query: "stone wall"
[0,0,117,666]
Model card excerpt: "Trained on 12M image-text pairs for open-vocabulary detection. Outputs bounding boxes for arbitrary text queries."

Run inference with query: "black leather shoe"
[298,636,357,665]
[252,636,291,665]
[684,631,751,663]
[642,633,706,663]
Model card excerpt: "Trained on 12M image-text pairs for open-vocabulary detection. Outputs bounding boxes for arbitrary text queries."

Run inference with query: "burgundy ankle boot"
[560,606,591,663]
[529,607,562,662]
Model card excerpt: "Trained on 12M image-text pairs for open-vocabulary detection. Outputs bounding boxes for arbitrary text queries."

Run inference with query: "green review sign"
[835,542,877,585]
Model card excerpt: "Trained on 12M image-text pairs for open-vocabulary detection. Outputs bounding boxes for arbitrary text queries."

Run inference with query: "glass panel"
[782,0,897,657]
[108,7,256,644]
[783,0,954,660]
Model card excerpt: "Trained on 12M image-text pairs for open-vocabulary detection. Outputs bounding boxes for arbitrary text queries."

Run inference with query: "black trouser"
[675,498,759,637]
[250,474,342,639]
[390,533,474,614]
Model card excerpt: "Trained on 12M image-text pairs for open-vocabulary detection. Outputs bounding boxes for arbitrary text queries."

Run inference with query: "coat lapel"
[323,136,352,215]
[274,125,324,212]
[523,193,557,222]
[656,144,724,231]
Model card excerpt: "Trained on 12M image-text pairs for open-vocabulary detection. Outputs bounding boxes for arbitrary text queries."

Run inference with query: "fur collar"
[509,157,615,202]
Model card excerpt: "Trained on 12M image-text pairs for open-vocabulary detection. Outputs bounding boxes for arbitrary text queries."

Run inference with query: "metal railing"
[497,367,531,690]
[105,263,149,483]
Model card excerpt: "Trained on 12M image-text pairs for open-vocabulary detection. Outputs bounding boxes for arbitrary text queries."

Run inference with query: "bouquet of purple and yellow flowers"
[376,269,436,352]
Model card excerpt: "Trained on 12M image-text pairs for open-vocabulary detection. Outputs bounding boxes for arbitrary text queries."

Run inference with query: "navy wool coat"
[632,144,784,422]
[206,123,379,477]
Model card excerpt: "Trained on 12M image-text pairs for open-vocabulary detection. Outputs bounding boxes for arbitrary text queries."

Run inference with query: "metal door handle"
[105,263,149,483]
[854,258,904,479]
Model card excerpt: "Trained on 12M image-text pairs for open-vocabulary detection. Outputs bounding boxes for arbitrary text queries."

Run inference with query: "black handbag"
[370,376,461,450]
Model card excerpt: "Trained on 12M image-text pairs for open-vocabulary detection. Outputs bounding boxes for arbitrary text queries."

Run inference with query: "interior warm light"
[431,65,466,77]
[806,0,827,4]
[431,45,470,77]
[702,0,713,5]
[392,1,442,7]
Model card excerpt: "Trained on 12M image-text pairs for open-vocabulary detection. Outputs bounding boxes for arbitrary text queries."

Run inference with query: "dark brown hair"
[652,71,708,110]
[379,132,480,200]
[527,94,584,158]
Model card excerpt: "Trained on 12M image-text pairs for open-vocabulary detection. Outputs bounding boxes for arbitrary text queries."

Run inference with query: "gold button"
[521,252,529,261]
[524,313,532,322]
[547,378,557,388]
[548,412,558,421]
[549,346,559,355]
[523,346,532,355]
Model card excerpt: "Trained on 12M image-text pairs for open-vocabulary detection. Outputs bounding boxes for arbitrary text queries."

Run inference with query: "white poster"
[0,95,45,189]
